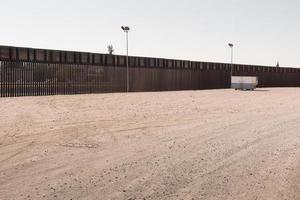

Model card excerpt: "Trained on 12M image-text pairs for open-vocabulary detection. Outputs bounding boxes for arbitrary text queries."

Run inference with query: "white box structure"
[231,76,258,90]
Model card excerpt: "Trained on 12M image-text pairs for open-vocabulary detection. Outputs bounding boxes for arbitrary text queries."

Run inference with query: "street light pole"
[121,26,130,92]
[228,43,234,87]
[126,31,129,92]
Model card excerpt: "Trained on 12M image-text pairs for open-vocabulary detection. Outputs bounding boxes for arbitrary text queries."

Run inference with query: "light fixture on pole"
[121,26,130,92]
[228,43,234,87]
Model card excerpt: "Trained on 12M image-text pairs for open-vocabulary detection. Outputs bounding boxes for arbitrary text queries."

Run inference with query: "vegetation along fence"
[0,45,300,97]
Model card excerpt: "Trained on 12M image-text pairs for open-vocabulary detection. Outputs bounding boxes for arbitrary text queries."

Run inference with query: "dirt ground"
[0,88,300,200]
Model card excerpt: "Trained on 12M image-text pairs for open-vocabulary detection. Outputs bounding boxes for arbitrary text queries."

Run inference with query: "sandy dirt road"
[0,88,300,200]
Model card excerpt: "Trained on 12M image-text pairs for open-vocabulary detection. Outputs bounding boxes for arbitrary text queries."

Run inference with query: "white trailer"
[231,76,258,90]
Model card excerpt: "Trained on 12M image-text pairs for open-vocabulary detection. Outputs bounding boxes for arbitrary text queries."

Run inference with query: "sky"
[1,0,300,67]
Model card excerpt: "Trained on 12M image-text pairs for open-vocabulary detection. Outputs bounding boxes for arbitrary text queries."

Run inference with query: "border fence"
[0,45,300,97]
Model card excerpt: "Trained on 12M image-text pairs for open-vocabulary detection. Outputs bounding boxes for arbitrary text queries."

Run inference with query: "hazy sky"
[1,0,300,67]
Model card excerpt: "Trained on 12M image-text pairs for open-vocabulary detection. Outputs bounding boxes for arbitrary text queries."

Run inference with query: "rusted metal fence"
[0,45,300,97]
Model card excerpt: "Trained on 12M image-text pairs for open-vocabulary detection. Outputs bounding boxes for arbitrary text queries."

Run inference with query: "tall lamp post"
[228,43,234,87]
[121,26,130,92]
